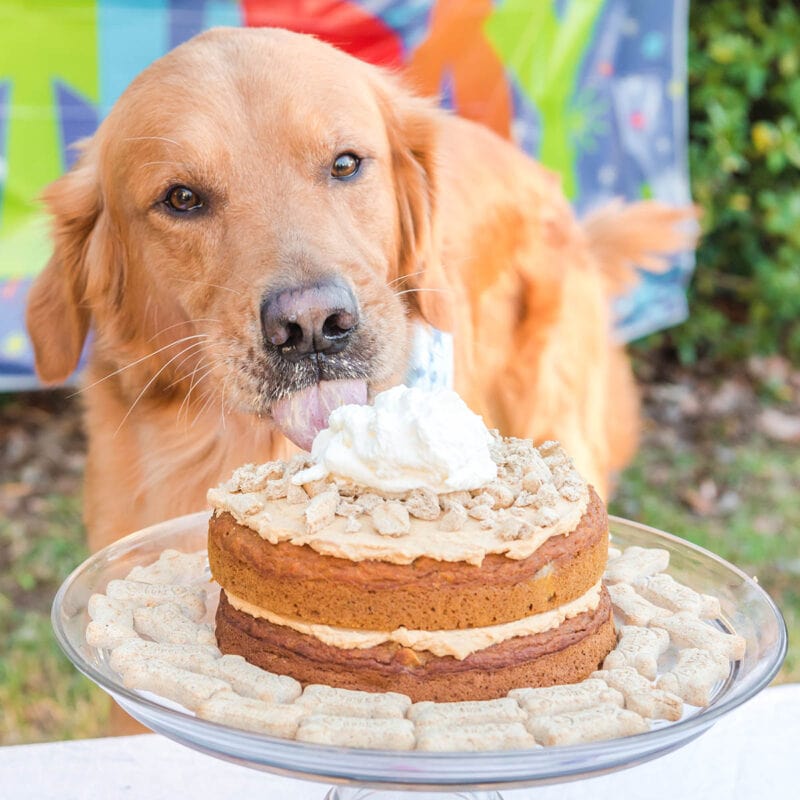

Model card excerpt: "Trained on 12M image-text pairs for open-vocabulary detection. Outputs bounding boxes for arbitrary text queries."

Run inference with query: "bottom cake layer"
[215,586,617,702]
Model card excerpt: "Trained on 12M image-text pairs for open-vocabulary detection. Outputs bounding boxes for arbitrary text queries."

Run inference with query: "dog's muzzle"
[261,278,367,451]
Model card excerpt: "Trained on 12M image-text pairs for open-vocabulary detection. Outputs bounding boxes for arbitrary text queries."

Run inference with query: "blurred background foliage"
[615,0,800,691]
[641,0,800,367]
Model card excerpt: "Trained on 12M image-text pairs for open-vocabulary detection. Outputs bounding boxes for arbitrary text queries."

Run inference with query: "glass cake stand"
[52,512,786,799]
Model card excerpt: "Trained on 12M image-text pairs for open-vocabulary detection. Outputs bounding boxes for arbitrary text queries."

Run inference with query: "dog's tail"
[582,200,700,295]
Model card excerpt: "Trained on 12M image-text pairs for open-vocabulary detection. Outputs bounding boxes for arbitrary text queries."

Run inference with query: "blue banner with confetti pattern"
[0,0,691,388]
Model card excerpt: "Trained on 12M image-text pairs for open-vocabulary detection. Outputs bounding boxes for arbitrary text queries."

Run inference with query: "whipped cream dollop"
[292,385,497,493]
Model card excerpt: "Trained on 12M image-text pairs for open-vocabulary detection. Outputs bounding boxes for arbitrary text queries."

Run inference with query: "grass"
[0,493,110,744]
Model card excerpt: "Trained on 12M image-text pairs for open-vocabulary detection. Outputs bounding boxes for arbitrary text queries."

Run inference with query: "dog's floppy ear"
[377,78,453,332]
[26,148,101,383]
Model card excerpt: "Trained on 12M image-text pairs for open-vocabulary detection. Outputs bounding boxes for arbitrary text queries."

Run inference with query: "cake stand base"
[323,789,503,799]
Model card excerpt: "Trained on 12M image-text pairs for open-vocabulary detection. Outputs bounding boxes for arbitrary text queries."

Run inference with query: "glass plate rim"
[51,510,788,785]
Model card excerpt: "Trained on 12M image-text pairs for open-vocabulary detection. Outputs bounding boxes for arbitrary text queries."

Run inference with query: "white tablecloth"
[1,684,796,799]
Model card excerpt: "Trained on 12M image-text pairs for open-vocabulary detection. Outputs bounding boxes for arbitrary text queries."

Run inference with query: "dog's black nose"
[261,279,359,361]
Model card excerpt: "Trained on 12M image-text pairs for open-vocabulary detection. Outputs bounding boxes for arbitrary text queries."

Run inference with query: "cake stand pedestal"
[323,790,502,799]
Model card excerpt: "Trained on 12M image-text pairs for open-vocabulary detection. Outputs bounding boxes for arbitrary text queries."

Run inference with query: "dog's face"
[28,28,444,448]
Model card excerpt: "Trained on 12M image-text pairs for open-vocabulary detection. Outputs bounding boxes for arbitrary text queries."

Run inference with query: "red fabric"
[242,0,404,68]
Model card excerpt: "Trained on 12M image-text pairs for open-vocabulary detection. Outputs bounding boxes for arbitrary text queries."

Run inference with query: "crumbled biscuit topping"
[219,434,586,542]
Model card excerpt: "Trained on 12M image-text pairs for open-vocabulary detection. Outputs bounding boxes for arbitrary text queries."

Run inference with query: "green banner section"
[486,0,604,199]
[0,1,98,279]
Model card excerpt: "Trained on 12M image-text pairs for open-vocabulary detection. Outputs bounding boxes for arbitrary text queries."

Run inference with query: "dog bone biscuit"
[88,593,134,625]
[408,698,526,726]
[226,461,283,493]
[286,483,308,505]
[305,490,338,534]
[121,658,231,710]
[86,619,139,649]
[336,499,362,518]
[481,481,516,509]
[467,502,494,521]
[261,477,290,501]
[284,453,313,479]
[404,487,441,520]
[109,640,220,674]
[199,654,302,703]
[650,613,746,661]
[416,722,537,751]
[558,481,583,502]
[106,579,207,621]
[297,685,412,719]
[344,516,362,533]
[604,546,670,584]
[133,603,217,646]
[125,549,208,585]
[656,648,731,706]
[302,478,333,499]
[493,512,533,542]
[197,693,305,737]
[634,573,721,618]
[86,593,139,649]
[438,502,467,532]
[509,679,623,717]
[603,625,670,680]
[296,715,415,750]
[527,704,648,746]
[592,668,683,721]
[607,583,671,626]
[371,500,412,536]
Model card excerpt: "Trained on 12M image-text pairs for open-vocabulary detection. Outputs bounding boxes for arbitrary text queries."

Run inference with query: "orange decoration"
[406,0,512,140]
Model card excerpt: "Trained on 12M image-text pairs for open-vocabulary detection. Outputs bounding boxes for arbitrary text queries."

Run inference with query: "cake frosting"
[207,486,588,566]
[292,385,497,493]
[225,580,602,660]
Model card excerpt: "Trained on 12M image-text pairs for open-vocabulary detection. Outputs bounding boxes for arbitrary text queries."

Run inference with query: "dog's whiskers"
[171,277,244,296]
[177,356,217,423]
[139,160,191,170]
[179,358,227,426]
[393,287,450,297]
[190,374,223,429]
[121,135,184,148]
[167,350,214,391]
[386,270,426,288]
[70,334,210,398]
[147,319,220,343]
[220,375,228,432]
[113,340,209,436]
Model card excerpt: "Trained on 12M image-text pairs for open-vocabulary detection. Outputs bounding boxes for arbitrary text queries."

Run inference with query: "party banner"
[0,0,692,388]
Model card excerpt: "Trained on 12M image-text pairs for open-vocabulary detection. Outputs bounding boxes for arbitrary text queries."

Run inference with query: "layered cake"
[207,387,616,702]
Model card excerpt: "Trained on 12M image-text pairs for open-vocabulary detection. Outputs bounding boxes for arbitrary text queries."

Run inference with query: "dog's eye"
[164,185,204,213]
[331,153,361,180]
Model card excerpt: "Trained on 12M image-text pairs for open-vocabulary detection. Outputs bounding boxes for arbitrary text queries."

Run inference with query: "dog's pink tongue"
[271,379,368,452]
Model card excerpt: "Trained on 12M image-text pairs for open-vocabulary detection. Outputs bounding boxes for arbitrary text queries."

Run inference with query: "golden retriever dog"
[27,27,690,551]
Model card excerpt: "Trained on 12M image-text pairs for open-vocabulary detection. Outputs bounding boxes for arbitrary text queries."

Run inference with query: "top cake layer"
[207,435,589,567]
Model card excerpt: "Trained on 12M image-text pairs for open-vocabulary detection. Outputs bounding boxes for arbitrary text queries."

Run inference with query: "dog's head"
[27,27,450,448]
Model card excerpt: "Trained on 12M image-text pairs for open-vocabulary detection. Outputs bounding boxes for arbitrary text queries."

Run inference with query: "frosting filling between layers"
[224,580,603,660]
[290,385,498,493]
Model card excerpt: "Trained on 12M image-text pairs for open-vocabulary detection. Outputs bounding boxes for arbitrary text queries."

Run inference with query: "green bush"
[647,1,800,365]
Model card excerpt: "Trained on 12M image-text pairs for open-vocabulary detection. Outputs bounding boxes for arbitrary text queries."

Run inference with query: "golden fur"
[27,28,692,551]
